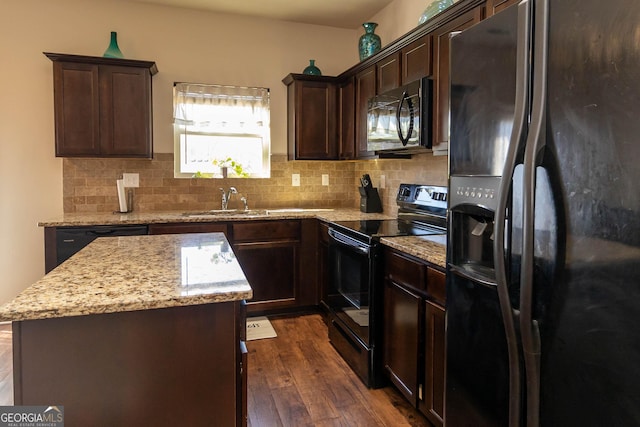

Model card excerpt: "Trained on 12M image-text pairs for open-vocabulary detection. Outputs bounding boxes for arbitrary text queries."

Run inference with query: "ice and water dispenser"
[448,176,503,285]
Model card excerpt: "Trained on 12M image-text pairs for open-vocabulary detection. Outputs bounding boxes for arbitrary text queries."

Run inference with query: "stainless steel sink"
[181,208,334,217]
[182,209,266,217]
[265,208,334,214]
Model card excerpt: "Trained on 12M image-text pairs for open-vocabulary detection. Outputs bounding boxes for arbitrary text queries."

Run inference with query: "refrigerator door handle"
[520,0,549,426]
[493,1,532,426]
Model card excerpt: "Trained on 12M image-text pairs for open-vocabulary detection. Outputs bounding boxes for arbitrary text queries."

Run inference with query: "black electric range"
[325,183,447,388]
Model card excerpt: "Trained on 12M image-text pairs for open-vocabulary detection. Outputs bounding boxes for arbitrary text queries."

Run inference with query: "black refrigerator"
[445,0,640,426]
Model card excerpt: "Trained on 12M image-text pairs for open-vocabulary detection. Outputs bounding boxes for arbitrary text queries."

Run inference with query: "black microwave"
[366,77,432,155]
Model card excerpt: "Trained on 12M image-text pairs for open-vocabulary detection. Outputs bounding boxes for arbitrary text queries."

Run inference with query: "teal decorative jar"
[418,0,454,25]
[303,59,322,75]
[103,31,124,58]
[358,22,381,61]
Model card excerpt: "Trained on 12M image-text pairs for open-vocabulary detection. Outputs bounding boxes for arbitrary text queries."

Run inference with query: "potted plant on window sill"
[212,157,250,178]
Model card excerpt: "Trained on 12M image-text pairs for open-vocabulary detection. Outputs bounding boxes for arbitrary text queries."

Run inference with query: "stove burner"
[330,219,445,242]
[331,184,448,242]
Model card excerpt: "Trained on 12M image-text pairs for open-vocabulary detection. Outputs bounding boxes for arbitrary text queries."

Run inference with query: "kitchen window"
[173,82,271,178]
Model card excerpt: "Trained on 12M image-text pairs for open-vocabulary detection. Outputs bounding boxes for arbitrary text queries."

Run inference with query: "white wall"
[368,0,430,49]
[0,0,426,304]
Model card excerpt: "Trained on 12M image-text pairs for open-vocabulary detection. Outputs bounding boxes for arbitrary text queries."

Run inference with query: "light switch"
[322,174,329,186]
[380,175,386,189]
[292,174,301,187]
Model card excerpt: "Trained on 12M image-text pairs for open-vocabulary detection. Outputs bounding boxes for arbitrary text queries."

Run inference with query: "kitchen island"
[0,233,251,426]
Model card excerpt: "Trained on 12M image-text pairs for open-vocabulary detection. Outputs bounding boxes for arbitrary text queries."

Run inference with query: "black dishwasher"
[54,225,148,268]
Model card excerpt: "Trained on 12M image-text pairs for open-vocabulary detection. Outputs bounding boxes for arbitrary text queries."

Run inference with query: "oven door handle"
[328,229,370,255]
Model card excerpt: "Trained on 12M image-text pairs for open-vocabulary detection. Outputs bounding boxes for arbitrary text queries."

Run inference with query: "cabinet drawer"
[385,250,427,293]
[148,222,228,235]
[427,268,446,304]
[232,220,300,242]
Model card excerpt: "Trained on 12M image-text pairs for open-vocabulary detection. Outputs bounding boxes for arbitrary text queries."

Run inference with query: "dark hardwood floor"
[0,315,430,426]
[247,314,430,427]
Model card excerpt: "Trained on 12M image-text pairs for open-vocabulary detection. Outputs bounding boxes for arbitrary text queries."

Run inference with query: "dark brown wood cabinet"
[13,302,247,426]
[421,299,446,425]
[232,220,311,314]
[431,6,482,150]
[355,65,377,158]
[338,77,356,159]
[384,279,421,405]
[376,52,402,93]
[485,0,520,16]
[401,35,433,84]
[44,52,157,158]
[283,74,338,160]
[317,221,331,312]
[383,247,446,427]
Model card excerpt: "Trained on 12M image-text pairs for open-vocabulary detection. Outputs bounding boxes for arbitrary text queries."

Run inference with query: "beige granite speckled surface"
[37,208,394,227]
[380,234,447,268]
[0,233,252,322]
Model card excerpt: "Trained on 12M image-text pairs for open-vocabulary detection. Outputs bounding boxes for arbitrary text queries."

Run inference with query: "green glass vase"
[418,0,454,25]
[303,59,322,75]
[358,22,381,61]
[103,31,124,58]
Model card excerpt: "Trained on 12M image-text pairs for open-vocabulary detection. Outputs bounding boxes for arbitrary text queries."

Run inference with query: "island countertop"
[0,232,252,322]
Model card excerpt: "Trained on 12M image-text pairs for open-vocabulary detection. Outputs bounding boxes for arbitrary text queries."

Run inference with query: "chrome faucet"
[220,187,238,210]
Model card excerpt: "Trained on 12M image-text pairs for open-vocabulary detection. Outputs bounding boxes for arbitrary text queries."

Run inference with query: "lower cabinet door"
[420,299,446,427]
[383,279,421,406]
[233,240,298,312]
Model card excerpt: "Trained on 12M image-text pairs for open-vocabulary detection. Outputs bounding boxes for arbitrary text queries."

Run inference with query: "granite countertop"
[36,207,446,275]
[0,233,252,322]
[381,234,447,268]
[37,208,394,227]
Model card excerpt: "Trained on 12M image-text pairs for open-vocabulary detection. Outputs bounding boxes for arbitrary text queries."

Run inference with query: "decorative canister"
[358,22,382,61]
[103,31,124,58]
[418,0,454,25]
[303,59,322,75]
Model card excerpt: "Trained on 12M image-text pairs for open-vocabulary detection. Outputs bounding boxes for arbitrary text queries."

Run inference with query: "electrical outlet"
[122,173,139,188]
[322,174,329,186]
[379,175,386,189]
[292,174,301,187]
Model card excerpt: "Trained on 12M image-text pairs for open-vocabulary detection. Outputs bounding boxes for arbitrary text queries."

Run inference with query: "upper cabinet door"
[283,74,338,160]
[401,35,433,85]
[45,53,157,158]
[355,66,377,159]
[99,65,153,157]
[339,77,356,160]
[377,52,401,93]
[431,6,482,150]
[52,62,101,156]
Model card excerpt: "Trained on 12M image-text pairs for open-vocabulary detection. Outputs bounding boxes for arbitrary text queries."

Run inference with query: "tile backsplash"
[63,153,448,214]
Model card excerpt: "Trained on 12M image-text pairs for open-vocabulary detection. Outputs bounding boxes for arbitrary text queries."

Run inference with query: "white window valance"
[173,83,270,134]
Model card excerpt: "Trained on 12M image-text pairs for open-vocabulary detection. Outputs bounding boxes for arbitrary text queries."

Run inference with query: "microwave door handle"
[396,91,414,146]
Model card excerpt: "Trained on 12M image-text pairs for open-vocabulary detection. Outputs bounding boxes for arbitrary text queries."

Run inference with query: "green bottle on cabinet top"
[303,59,322,75]
[103,31,124,58]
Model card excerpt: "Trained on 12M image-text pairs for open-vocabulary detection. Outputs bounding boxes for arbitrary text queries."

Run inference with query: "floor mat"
[246,316,277,341]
